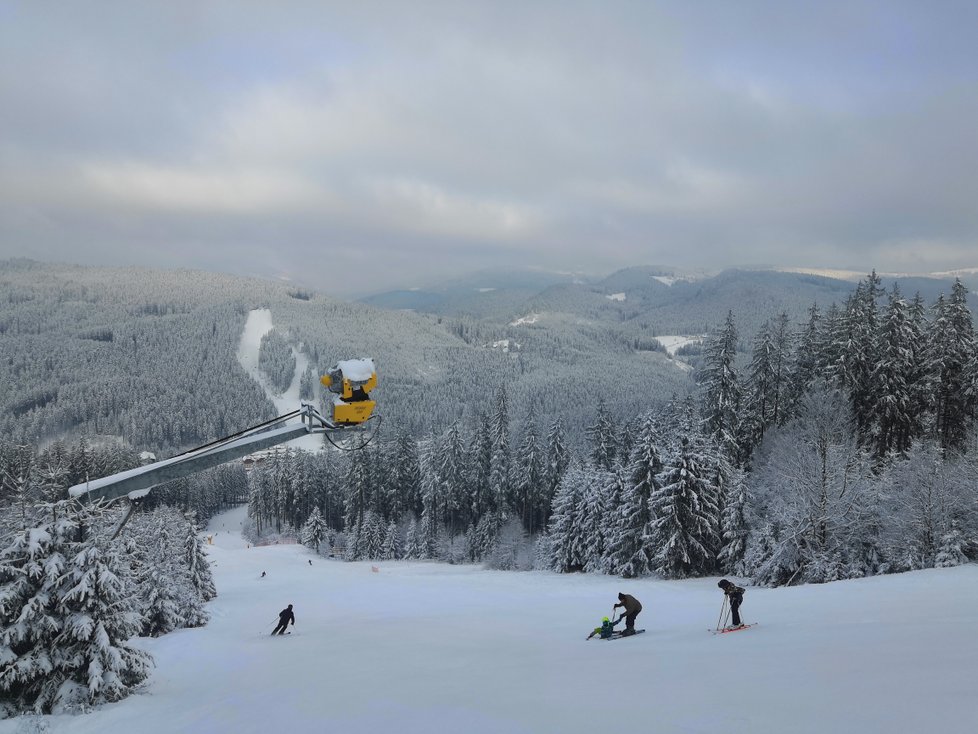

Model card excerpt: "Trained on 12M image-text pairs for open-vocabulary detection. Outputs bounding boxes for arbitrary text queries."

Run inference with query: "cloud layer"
[2,1,977,294]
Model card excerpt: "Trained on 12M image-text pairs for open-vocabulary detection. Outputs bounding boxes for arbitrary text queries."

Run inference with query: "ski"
[605,629,646,640]
[710,623,756,635]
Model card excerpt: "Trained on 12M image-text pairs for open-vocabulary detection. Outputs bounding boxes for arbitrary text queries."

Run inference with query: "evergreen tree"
[542,416,570,528]
[717,468,751,575]
[183,514,217,601]
[300,506,329,553]
[0,515,75,712]
[649,436,720,579]
[925,280,976,450]
[701,310,742,462]
[604,417,662,578]
[587,399,617,471]
[54,538,152,707]
[514,406,544,533]
[403,518,422,560]
[141,512,187,637]
[380,520,401,560]
[548,464,587,572]
[576,465,609,573]
[869,285,917,458]
[488,387,511,512]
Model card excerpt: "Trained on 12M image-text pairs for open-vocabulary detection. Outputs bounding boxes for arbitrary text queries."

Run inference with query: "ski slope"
[10,506,978,734]
[235,308,323,452]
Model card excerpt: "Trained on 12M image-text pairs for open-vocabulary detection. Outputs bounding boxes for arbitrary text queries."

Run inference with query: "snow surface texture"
[235,309,322,452]
[11,505,978,734]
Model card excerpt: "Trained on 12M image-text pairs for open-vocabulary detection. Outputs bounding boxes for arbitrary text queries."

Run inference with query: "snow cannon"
[320,358,377,425]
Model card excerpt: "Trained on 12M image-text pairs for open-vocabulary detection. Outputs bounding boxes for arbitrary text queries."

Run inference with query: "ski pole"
[715,597,728,632]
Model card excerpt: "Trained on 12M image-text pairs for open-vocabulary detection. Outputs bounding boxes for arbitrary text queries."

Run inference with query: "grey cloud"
[2,1,977,295]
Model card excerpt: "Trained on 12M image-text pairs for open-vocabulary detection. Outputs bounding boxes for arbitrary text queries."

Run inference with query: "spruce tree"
[55,539,152,707]
[300,506,329,553]
[0,516,75,712]
[649,436,720,579]
[869,285,917,458]
[380,520,401,560]
[548,464,586,573]
[701,310,742,462]
[587,399,617,471]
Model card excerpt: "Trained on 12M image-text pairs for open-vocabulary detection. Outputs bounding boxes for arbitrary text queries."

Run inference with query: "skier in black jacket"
[718,579,745,627]
[272,604,295,635]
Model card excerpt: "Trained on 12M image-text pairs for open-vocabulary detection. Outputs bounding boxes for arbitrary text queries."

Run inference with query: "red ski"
[710,623,757,635]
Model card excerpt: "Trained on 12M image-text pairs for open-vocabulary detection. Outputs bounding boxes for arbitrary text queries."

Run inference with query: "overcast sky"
[2,1,977,296]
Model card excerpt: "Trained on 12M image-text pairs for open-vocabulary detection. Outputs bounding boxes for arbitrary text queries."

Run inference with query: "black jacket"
[279,607,295,625]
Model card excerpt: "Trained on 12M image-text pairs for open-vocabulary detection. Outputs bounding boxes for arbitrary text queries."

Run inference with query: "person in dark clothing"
[718,579,745,627]
[272,604,295,635]
[613,592,642,636]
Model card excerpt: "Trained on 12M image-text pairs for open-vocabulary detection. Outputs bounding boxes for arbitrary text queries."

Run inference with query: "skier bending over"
[272,604,295,635]
[718,579,745,628]
[614,593,642,636]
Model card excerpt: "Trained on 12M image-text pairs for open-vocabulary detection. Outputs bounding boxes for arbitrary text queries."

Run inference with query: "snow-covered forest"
[2,262,977,716]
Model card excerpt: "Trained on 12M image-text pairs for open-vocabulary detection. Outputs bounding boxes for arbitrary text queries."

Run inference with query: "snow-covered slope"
[236,308,323,452]
[16,507,978,734]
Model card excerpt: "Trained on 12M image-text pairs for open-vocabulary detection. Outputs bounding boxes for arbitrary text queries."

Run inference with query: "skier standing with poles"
[717,579,745,629]
[271,604,295,635]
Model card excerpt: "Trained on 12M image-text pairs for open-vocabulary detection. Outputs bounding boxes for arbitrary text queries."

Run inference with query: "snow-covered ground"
[11,506,978,734]
[236,308,323,452]
[655,335,705,356]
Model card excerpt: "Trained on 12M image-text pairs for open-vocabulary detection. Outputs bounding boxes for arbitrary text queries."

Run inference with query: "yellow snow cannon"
[320,358,377,425]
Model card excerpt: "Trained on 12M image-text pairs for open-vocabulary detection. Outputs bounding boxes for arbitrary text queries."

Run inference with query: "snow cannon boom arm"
[69,360,380,503]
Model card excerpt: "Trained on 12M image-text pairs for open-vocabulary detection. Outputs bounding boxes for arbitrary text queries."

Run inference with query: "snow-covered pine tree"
[301,506,329,553]
[361,510,385,559]
[649,436,720,579]
[836,274,882,443]
[488,386,511,513]
[587,399,617,471]
[548,464,587,573]
[437,422,469,538]
[542,416,570,529]
[53,535,152,709]
[403,517,422,560]
[0,514,75,713]
[868,285,917,458]
[183,514,216,602]
[380,520,401,560]
[513,405,543,533]
[785,302,821,420]
[598,467,627,574]
[604,415,662,578]
[717,467,751,575]
[700,310,742,462]
[576,465,609,573]
[925,280,977,450]
[141,510,188,636]
[389,430,422,519]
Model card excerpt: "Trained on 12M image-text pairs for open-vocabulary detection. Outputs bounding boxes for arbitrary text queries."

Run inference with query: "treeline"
[246,273,978,586]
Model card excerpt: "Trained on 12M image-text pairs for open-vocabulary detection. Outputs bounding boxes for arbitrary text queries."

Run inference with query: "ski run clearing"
[8,505,977,734]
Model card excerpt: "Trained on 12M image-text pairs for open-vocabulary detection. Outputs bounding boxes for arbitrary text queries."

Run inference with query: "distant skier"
[272,604,295,635]
[261,571,266,578]
[613,592,642,636]
[308,559,312,566]
[718,579,745,628]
